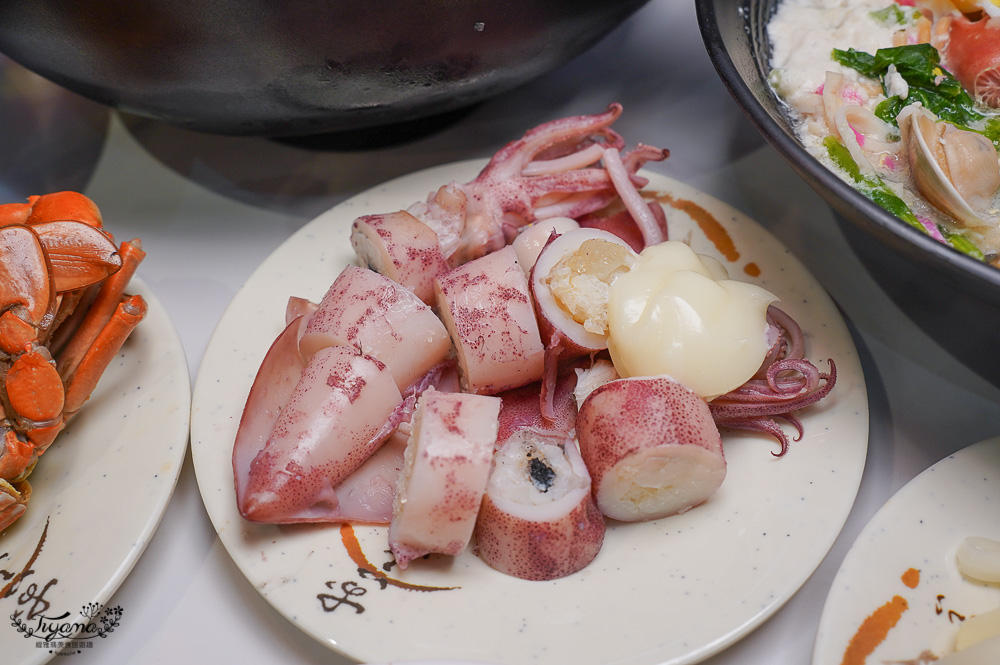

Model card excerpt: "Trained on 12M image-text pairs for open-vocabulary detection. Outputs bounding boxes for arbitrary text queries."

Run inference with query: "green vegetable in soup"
[833,44,985,129]
[822,136,986,260]
[823,135,922,229]
[868,4,916,27]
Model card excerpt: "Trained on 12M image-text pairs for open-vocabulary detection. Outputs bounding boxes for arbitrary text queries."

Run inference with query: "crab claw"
[31,221,121,293]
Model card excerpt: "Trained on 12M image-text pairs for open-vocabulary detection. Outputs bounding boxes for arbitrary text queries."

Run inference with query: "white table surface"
[2,1,999,663]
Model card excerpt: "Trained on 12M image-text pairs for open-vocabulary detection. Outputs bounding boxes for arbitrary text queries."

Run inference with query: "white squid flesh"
[388,388,501,569]
[476,428,605,581]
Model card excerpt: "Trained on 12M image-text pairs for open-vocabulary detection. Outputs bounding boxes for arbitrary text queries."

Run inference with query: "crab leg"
[56,239,145,379]
[62,294,148,421]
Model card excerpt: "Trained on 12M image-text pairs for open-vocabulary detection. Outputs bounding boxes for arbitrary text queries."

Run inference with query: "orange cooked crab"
[0,192,147,532]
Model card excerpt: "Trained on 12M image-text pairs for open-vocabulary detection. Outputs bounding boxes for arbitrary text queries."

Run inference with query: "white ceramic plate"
[191,160,869,665]
[812,437,1000,664]
[0,278,190,665]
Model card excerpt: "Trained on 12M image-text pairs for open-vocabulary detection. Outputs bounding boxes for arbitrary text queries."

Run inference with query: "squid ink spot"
[528,457,556,492]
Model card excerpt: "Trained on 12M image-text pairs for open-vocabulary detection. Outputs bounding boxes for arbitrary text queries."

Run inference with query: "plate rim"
[811,436,1000,665]
[191,159,870,665]
[0,276,192,665]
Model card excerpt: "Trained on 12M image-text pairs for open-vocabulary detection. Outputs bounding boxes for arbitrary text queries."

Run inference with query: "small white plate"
[191,160,869,665]
[0,278,191,665]
[812,437,1000,664]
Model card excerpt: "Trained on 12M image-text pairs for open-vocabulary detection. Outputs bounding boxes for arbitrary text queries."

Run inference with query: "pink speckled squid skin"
[434,245,544,395]
[240,345,402,523]
[493,358,585,447]
[350,210,449,304]
[388,388,501,569]
[576,376,725,521]
[233,315,309,515]
[299,265,452,390]
[476,486,605,582]
[476,433,605,581]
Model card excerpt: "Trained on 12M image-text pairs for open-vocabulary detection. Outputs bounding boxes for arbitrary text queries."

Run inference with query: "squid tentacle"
[709,305,836,456]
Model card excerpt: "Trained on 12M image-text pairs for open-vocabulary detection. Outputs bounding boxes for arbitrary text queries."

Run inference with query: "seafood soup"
[768,0,1000,266]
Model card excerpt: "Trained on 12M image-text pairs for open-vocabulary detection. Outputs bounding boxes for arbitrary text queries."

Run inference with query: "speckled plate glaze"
[812,437,1000,665]
[191,160,869,665]
[0,278,190,665]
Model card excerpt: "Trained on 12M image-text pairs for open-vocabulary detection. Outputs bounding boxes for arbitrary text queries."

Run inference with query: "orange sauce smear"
[839,568,921,665]
[339,523,457,592]
[840,595,909,665]
[656,193,759,277]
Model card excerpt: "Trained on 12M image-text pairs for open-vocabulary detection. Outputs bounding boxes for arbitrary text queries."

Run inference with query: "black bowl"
[696,0,1000,384]
[0,0,647,137]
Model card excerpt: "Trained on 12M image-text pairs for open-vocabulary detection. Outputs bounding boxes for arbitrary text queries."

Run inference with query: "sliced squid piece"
[240,345,402,523]
[476,429,605,581]
[350,211,449,304]
[389,388,501,569]
[299,266,452,391]
[434,245,544,395]
[576,376,726,522]
[530,227,637,357]
[606,240,777,400]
